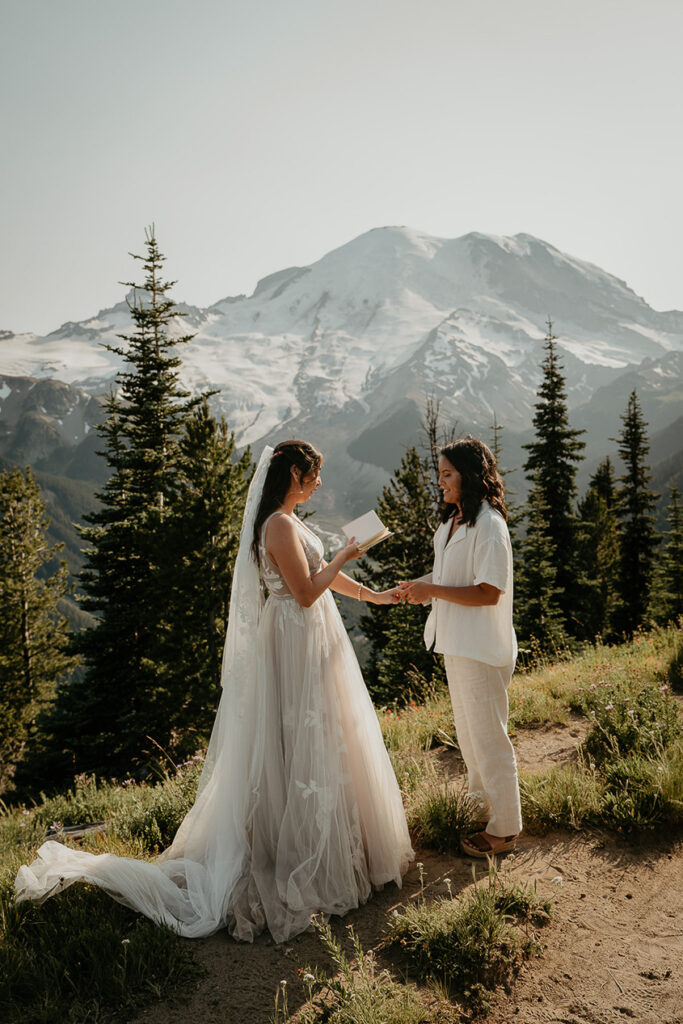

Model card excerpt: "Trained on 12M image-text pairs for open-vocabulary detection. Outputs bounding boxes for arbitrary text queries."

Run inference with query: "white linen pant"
[444,655,522,838]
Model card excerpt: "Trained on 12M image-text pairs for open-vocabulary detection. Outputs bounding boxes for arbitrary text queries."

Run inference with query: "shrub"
[521,740,683,834]
[24,773,130,832]
[281,918,430,1024]
[408,780,482,853]
[520,764,604,834]
[385,862,552,1015]
[581,684,681,768]
[111,756,204,853]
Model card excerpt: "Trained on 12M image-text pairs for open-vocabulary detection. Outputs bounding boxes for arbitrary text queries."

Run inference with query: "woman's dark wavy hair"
[252,439,323,566]
[439,435,507,526]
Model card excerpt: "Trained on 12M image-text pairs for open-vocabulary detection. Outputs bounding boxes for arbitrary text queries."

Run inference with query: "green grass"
[0,756,206,1023]
[0,879,202,1024]
[274,919,432,1024]
[520,668,683,834]
[384,861,553,1016]
[380,695,458,754]
[407,781,482,854]
[380,629,681,750]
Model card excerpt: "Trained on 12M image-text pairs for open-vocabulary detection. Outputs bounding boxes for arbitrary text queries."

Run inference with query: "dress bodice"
[259,512,324,598]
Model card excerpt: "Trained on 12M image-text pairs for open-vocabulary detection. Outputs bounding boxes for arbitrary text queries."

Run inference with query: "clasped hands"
[384,580,431,605]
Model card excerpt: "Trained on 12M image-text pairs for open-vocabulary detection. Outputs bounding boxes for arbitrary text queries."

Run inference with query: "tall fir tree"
[514,478,568,655]
[522,320,585,633]
[648,487,682,625]
[53,228,200,779]
[613,389,659,635]
[0,467,75,791]
[358,446,442,703]
[489,414,525,635]
[159,399,253,750]
[575,457,622,639]
[489,412,522,549]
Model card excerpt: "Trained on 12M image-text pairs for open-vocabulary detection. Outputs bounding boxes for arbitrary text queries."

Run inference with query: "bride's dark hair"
[252,440,323,565]
[440,435,507,527]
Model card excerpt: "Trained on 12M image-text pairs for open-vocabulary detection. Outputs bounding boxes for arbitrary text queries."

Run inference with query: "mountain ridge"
[1,226,681,527]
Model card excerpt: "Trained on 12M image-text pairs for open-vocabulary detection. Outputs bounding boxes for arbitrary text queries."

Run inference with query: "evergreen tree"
[358,447,442,703]
[613,390,659,635]
[522,320,585,632]
[514,479,568,655]
[648,487,682,625]
[575,457,622,639]
[53,228,200,778]
[489,413,522,551]
[159,399,252,750]
[0,467,75,790]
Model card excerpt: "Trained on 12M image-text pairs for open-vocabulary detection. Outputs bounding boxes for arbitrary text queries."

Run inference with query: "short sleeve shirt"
[423,502,517,666]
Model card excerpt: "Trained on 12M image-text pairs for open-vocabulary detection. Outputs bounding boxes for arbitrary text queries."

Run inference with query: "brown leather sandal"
[460,830,518,858]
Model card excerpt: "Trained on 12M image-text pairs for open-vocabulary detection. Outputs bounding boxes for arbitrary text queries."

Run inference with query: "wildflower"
[444,878,451,886]
[551,876,563,887]
[589,683,597,692]
[416,861,423,868]
[660,684,669,693]
[605,703,614,711]
[122,938,131,945]
[303,973,315,983]
[280,979,287,987]
[392,909,399,917]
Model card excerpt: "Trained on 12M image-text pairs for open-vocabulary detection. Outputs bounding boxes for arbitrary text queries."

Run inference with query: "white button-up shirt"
[423,501,517,666]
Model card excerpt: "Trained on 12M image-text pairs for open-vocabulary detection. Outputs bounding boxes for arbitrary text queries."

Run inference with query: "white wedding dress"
[15,492,413,942]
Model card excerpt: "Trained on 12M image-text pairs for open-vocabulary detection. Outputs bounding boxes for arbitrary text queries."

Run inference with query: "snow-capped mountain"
[1,227,682,522]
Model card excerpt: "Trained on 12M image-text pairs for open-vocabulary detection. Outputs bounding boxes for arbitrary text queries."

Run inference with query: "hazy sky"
[2,0,682,336]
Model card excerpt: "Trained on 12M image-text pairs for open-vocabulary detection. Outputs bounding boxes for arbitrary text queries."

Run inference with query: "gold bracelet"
[357,582,363,600]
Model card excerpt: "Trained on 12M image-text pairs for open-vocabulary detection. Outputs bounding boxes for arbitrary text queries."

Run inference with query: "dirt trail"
[132,723,682,1024]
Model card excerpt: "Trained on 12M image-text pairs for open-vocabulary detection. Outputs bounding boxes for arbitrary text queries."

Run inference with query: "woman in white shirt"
[399,436,522,856]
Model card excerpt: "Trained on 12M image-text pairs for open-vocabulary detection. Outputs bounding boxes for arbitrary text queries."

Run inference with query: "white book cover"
[341,510,392,552]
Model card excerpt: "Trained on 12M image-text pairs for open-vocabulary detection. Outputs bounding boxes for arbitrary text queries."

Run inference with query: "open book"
[341,511,393,554]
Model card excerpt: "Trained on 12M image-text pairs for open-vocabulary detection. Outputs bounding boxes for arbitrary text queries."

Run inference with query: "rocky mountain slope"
[1,227,681,527]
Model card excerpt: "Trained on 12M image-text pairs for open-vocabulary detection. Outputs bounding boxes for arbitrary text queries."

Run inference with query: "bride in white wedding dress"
[15,440,413,942]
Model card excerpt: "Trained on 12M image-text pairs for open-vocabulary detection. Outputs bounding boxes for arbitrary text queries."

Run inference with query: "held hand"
[374,586,403,606]
[340,536,362,564]
[398,580,432,605]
